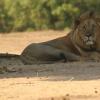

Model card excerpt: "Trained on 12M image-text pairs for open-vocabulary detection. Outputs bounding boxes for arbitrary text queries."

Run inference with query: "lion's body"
[20,33,81,64]
[20,11,100,64]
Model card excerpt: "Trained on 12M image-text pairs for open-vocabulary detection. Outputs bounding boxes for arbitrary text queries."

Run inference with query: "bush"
[0,0,100,32]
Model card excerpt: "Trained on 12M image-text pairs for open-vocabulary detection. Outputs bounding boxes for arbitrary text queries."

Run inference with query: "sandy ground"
[0,31,100,100]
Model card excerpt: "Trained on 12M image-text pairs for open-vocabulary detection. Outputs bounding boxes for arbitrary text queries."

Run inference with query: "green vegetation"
[0,0,100,32]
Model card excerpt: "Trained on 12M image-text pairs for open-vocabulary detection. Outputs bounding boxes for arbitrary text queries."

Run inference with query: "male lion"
[20,11,100,64]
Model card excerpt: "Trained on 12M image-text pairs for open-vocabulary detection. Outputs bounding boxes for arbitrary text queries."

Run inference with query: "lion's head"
[72,11,100,51]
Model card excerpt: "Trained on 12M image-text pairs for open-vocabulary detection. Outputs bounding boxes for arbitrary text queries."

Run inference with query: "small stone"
[95,90,98,94]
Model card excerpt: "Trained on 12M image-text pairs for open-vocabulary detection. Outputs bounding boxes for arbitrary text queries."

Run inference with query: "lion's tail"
[0,53,20,58]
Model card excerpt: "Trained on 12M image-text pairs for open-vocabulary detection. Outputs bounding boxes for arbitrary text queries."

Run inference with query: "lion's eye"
[83,26,86,32]
[83,26,86,29]
[92,24,95,31]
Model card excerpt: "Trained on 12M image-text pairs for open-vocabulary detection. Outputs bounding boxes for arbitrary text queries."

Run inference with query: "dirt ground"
[0,31,100,100]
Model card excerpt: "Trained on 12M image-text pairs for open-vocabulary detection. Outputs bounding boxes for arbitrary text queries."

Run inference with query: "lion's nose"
[86,33,91,37]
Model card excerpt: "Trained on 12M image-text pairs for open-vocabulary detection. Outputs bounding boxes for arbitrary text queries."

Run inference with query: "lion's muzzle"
[84,36,95,46]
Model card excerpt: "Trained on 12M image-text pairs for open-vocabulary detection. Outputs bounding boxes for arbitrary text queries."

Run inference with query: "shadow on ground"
[0,60,100,81]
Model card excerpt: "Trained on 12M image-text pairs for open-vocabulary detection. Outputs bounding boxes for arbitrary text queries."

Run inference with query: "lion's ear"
[89,10,94,18]
[75,19,80,25]
[73,19,80,29]
[95,14,100,22]
[95,17,100,26]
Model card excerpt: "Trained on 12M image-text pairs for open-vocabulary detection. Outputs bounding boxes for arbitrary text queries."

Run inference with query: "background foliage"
[0,0,100,32]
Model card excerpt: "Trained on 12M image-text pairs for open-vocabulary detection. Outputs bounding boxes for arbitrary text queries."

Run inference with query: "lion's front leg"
[80,52,100,62]
[63,51,100,62]
[88,52,100,62]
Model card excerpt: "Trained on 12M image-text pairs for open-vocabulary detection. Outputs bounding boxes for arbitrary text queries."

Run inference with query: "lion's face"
[73,11,100,50]
[78,19,99,46]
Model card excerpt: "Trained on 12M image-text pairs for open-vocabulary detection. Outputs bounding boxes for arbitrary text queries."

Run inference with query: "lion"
[0,11,99,65]
[20,11,100,64]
